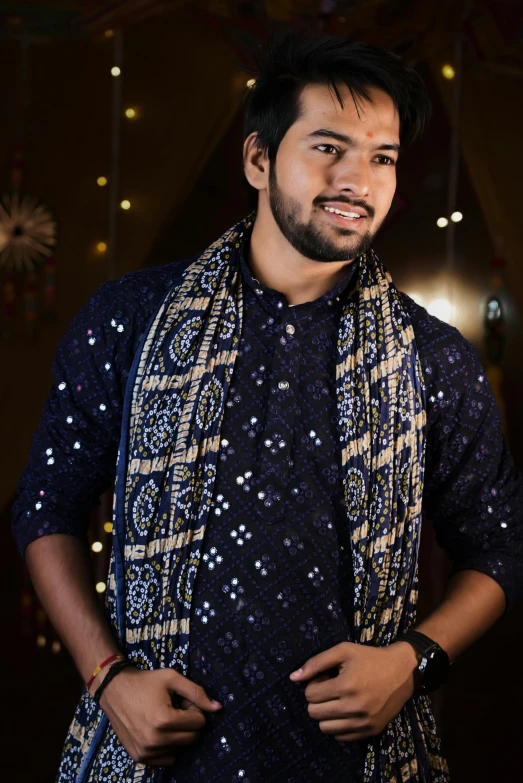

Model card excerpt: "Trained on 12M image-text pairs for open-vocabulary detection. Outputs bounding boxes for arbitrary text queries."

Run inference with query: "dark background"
[1,1,522,781]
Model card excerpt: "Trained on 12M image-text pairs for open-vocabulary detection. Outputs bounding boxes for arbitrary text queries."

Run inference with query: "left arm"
[291,330,523,741]
[408,567,505,665]
[288,570,506,743]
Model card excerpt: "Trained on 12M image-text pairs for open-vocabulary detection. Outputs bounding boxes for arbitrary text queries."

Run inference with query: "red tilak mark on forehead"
[366,131,374,138]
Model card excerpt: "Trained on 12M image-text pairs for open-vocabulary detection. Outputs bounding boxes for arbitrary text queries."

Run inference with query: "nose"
[330,153,371,198]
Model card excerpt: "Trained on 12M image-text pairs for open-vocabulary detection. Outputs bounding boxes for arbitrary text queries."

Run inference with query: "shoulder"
[88,259,193,322]
[398,291,494,433]
[399,291,481,383]
[77,259,194,352]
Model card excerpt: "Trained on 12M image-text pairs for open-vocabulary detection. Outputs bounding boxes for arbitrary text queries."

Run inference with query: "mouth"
[320,204,367,226]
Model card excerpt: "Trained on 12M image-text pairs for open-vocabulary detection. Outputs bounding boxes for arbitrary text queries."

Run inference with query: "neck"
[247,209,356,306]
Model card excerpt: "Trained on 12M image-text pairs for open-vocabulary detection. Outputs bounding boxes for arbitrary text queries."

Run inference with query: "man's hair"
[243,32,431,164]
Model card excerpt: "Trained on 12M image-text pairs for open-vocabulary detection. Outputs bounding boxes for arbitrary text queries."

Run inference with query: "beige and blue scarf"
[60,215,450,783]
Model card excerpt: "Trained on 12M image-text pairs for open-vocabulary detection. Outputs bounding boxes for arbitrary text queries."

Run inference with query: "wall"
[0,7,242,509]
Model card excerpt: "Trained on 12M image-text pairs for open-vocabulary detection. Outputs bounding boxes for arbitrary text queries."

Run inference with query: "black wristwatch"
[396,630,450,694]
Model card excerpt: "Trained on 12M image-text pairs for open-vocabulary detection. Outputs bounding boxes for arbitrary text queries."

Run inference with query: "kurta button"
[278,381,289,390]
[285,324,295,335]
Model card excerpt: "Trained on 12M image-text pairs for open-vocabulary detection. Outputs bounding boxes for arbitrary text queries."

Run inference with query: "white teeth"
[323,206,361,219]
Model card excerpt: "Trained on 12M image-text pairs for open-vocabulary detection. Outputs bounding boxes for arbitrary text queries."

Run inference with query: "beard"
[268,166,379,262]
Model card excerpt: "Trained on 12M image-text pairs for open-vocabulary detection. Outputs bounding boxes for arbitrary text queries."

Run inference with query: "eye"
[374,155,396,166]
[315,144,340,155]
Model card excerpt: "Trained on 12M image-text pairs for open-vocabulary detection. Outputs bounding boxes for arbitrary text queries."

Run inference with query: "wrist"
[86,652,125,697]
[97,663,136,709]
[91,659,134,705]
[78,642,122,685]
[388,640,423,693]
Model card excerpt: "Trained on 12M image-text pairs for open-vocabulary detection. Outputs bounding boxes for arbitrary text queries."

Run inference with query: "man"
[13,33,523,783]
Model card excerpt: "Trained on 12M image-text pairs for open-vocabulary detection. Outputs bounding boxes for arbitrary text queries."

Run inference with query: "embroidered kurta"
[13,232,523,783]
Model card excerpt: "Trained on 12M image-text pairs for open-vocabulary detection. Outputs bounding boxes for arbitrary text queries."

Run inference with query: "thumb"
[290,642,352,681]
[165,670,222,712]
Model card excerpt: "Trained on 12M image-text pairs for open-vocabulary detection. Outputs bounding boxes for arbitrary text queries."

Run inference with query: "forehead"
[295,82,400,139]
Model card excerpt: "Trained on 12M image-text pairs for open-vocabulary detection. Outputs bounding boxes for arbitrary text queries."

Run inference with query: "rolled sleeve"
[12,281,135,556]
[422,331,523,614]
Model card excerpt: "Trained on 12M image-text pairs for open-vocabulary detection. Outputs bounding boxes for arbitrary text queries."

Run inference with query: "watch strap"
[398,629,440,654]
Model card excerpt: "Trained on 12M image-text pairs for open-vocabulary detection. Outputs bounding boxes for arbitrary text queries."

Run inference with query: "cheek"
[372,171,396,215]
[277,153,324,195]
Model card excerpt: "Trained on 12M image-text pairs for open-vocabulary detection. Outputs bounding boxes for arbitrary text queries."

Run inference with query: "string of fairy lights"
[94,29,133,261]
[437,61,464,231]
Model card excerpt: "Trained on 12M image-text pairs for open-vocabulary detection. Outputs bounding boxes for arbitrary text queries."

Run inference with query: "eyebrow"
[307,128,401,154]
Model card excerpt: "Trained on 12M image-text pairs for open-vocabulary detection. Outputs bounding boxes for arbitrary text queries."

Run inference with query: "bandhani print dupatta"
[59,216,450,783]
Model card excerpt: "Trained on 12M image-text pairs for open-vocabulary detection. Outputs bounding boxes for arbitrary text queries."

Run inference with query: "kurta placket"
[173,240,365,782]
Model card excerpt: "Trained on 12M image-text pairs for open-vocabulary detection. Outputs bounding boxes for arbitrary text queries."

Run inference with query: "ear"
[243,132,270,193]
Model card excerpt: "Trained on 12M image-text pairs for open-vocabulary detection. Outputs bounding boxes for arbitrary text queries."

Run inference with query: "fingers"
[179,697,203,712]
[160,730,201,747]
[290,643,351,682]
[304,677,341,704]
[164,670,222,713]
[318,718,372,739]
[311,674,330,683]
[155,706,207,733]
[308,698,366,721]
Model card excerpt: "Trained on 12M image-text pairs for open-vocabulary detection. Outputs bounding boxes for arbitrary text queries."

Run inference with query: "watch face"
[422,647,449,693]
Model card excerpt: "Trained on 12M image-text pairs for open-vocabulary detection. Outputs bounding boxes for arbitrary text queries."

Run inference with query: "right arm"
[25,534,120,686]
[13,276,221,765]
[25,534,221,766]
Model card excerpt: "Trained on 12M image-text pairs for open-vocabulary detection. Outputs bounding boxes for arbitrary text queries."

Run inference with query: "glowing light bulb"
[52,640,61,654]
[104,521,113,533]
[96,242,107,254]
[436,217,449,228]
[111,66,121,77]
[36,634,46,648]
[97,176,108,187]
[104,29,114,39]
[120,200,131,210]
[125,108,136,119]
[91,541,103,553]
[442,64,455,80]
[246,78,256,88]
[450,211,463,222]
[96,582,107,594]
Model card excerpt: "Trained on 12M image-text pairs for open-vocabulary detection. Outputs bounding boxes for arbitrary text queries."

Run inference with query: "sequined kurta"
[13,232,523,783]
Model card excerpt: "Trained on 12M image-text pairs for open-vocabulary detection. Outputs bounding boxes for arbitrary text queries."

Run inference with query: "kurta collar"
[239,225,360,318]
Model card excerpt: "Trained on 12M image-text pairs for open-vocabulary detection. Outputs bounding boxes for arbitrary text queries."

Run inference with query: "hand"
[97,666,222,766]
[289,641,420,742]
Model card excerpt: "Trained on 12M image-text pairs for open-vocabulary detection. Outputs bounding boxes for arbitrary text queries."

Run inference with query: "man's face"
[266,83,400,262]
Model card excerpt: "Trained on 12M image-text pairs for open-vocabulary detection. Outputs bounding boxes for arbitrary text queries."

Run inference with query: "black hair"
[242,32,431,197]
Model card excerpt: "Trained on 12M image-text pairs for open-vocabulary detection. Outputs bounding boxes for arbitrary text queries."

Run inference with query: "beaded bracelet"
[93,659,133,705]
[86,652,125,691]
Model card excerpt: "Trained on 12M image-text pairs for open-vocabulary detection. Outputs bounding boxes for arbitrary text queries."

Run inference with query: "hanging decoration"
[1,30,59,339]
[0,190,57,273]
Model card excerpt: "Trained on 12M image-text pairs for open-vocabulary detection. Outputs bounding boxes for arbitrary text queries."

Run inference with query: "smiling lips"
[321,204,367,221]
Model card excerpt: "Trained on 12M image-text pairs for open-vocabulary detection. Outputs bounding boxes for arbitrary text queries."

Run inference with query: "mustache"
[314,196,375,219]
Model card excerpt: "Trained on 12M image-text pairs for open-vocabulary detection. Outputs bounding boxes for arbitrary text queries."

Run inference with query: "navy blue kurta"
[13,232,523,782]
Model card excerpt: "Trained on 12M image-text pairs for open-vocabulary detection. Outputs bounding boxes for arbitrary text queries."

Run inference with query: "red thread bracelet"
[86,653,124,691]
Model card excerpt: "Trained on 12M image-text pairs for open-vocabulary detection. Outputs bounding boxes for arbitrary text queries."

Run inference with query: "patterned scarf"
[61,215,450,783]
